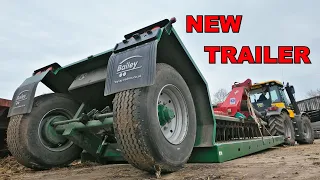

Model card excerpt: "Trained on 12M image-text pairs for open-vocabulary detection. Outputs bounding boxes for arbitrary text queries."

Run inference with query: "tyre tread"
[113,89,155,172]
[7,93,81,169]
[268,112,295,146]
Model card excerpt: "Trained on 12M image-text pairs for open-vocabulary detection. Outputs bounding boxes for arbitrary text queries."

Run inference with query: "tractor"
[7,17,288,174]
[249,80,314,145]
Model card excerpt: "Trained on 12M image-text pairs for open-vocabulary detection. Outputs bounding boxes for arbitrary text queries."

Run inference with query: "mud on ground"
[1,140,320,180]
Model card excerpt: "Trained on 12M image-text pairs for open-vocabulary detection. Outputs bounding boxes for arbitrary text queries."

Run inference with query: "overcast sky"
[1,0,319,101]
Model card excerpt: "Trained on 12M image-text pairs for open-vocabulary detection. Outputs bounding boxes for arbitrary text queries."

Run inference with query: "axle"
[52,112,113,126]
[55,117,114,134]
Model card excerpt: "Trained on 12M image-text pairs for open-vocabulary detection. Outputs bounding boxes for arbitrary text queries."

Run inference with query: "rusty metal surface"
[0,98,10,155]
[297,96,320,112]
[0,98,11,108]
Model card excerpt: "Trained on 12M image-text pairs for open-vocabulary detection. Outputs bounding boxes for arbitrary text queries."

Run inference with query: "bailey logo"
[15,90,29,106]
[117,55,143,77]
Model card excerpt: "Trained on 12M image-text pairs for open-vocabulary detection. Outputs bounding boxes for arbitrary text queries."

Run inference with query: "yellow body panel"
[272,102,295,118]
[287,110,295,118]
[251,80,283,89]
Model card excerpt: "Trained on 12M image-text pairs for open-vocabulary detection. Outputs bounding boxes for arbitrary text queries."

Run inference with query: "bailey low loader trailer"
[7,17,302,174]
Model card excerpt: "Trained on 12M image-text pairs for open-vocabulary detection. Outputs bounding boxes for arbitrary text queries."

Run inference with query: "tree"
[212,88,229,104]
[306,88,320,98]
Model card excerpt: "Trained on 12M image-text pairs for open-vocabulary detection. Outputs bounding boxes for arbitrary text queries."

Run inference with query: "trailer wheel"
[297,116,314,144]
[7,93,82,170]
[268,112,295,146]
[113,63,196,173]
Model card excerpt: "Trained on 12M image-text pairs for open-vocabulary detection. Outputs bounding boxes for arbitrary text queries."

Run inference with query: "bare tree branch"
[306,88,320,98]
[212,88,229,104]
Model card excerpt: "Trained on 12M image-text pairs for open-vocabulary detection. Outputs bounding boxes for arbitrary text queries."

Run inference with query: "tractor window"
[250,94,256,103]
[249,89,270,103]
[268,85,281,103]
[249,87,272,112]
[279,88,291,106]
[270,90,278,102]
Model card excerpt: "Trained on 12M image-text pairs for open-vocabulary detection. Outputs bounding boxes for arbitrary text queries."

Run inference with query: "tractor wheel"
[315,131,320,139]
[7,93,82,170]
[297,116,314,144]
[268,112,295,146]
[113,63,196,173]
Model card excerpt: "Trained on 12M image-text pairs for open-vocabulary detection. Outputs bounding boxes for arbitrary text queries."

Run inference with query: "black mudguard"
[8,63,75,117]
[8,71,50,117]
[104,27,161,96]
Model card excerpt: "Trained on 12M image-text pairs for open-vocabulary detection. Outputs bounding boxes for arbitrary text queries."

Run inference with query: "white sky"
[0,0,319,101]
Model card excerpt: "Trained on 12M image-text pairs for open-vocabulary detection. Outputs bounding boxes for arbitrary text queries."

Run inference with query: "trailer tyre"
[268,112,295,146]
[113,63,196,173]
[7,93,82,170]
[297,116,314,144]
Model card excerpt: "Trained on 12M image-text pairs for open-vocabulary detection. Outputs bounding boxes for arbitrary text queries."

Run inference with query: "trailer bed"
[297,96,320,138]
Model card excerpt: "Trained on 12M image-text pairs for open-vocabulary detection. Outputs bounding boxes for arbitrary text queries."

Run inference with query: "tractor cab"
[249,80,293,117]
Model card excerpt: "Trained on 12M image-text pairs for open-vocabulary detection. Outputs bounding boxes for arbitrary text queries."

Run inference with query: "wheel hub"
[158,104,175,126]
[38,109,74,152]
[157,84,188,145]
[43,115,68,145]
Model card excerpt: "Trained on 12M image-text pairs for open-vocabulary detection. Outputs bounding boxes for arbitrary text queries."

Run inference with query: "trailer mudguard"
[8,71,50,117]
[105,18,216,147]
[104,28,160,95]
[8,63,76,117]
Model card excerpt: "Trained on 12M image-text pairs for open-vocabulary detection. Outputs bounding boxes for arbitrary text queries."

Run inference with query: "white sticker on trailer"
[219,151,223,156]
[230,98,236,105]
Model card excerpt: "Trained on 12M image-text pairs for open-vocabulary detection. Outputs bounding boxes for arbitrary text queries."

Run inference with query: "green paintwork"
[54,116,116,159]
[57,49,114,74]
[64,129,103,156]
[56,117,113,134]
[235,112,246,119]
[188,136,284,163]
[158,104,175,126]
[80,136,284,164]
[55,114,124,163]
[101,143,125,161]
[30,19,216,147]
[81,144,125,164]
[42,115,68,145]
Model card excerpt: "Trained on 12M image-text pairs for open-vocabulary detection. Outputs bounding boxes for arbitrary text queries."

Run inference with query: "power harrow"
[6,18,285,174]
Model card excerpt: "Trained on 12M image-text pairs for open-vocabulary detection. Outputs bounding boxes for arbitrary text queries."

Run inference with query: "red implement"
[213,79,252,117]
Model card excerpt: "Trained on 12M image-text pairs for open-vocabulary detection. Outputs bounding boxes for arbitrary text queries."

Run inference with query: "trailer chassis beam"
[50,103,123,162]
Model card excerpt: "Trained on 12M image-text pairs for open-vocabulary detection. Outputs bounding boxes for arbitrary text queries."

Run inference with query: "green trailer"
[6,18,284,174]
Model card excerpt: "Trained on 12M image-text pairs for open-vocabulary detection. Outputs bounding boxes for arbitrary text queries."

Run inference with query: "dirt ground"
[1,140,320,180]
